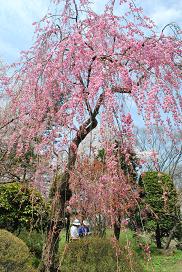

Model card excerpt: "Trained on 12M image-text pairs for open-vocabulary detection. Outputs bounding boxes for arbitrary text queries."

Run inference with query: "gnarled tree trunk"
[39,115,99,272]
[39,173,71,272]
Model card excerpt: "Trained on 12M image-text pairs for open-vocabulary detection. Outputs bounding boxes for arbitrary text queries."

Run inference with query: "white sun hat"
[83,220,90,226]
[72,219,81,226]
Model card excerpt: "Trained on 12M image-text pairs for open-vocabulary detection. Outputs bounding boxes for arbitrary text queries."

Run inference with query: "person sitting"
[70,219,81,240]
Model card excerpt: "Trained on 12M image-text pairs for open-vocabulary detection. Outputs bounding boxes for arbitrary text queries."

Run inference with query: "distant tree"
[139,172,181,248]
[135,127,182,186]
[97,145,140,240]
[0,140,38,183]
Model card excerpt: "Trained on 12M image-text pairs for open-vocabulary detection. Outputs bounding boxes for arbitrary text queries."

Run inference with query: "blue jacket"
[78,226,89,236]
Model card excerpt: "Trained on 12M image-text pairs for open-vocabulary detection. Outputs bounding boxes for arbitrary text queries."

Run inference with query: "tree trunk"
[96,214,106,237]
[114,216,121,240]
[39,173,71,272]
[38,92,104,271]
[65,213,70,243]
[39,207,63,272]
[164,225,177,250]
[155,223,162,248]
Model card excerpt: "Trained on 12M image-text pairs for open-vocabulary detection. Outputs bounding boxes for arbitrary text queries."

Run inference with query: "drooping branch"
[59,82,134,199]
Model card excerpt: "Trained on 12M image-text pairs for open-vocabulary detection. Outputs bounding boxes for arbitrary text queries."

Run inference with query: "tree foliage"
[139,172,180,246]
[0,141,38,183]
[97,145,139,181]
[0,183,49,232]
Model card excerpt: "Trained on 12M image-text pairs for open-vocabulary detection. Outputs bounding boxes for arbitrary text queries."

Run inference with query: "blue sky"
[0,0,181,63]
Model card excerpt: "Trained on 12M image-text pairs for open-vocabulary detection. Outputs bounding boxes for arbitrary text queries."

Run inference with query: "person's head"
[83,220,89,227]
[72,219,81,228]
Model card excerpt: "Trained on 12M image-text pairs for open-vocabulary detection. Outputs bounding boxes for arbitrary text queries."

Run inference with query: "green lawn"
[116,229,182,272]
[143,249,182,272]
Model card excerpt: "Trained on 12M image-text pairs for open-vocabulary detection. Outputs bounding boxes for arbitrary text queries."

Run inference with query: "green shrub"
[0,182,49,232]
[18,229,44,267]
[0,229,36,272]
[60,236,143,272]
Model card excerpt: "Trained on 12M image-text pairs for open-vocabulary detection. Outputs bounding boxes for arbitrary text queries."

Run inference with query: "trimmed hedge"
[0,229,36,272]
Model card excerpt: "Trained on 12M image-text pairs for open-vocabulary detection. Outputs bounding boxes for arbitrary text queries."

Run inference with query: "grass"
[14,229,182,272]
[59,229,182,272]
[143,249,182,272]
[111,229,182,272]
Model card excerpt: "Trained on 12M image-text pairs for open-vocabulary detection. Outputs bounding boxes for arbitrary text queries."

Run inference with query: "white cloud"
[150,6,181,27]
[137,0,182,28]
[0,0,49,26]
[0,0,49,62]
[0,0,181,63]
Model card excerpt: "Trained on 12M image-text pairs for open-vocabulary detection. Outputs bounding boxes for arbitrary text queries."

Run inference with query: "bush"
[0,182,49,232]
[0,229,36,272]
[60,236,143,272]
[18,229,44,267]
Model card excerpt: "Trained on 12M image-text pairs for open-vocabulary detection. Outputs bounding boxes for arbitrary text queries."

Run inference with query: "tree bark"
[155,223,162,248]
[114,216,121,240]
[39,213,63,272]
[39,173,71,272]
[164,225,177,250]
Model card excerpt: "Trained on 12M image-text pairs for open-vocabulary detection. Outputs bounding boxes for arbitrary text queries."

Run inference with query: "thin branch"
[0,117,18,130]
[73,0,79,22]
[87,55,97,88]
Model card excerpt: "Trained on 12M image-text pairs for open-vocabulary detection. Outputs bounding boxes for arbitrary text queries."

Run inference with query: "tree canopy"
[0,183,49,232]
[0,0,181,164]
